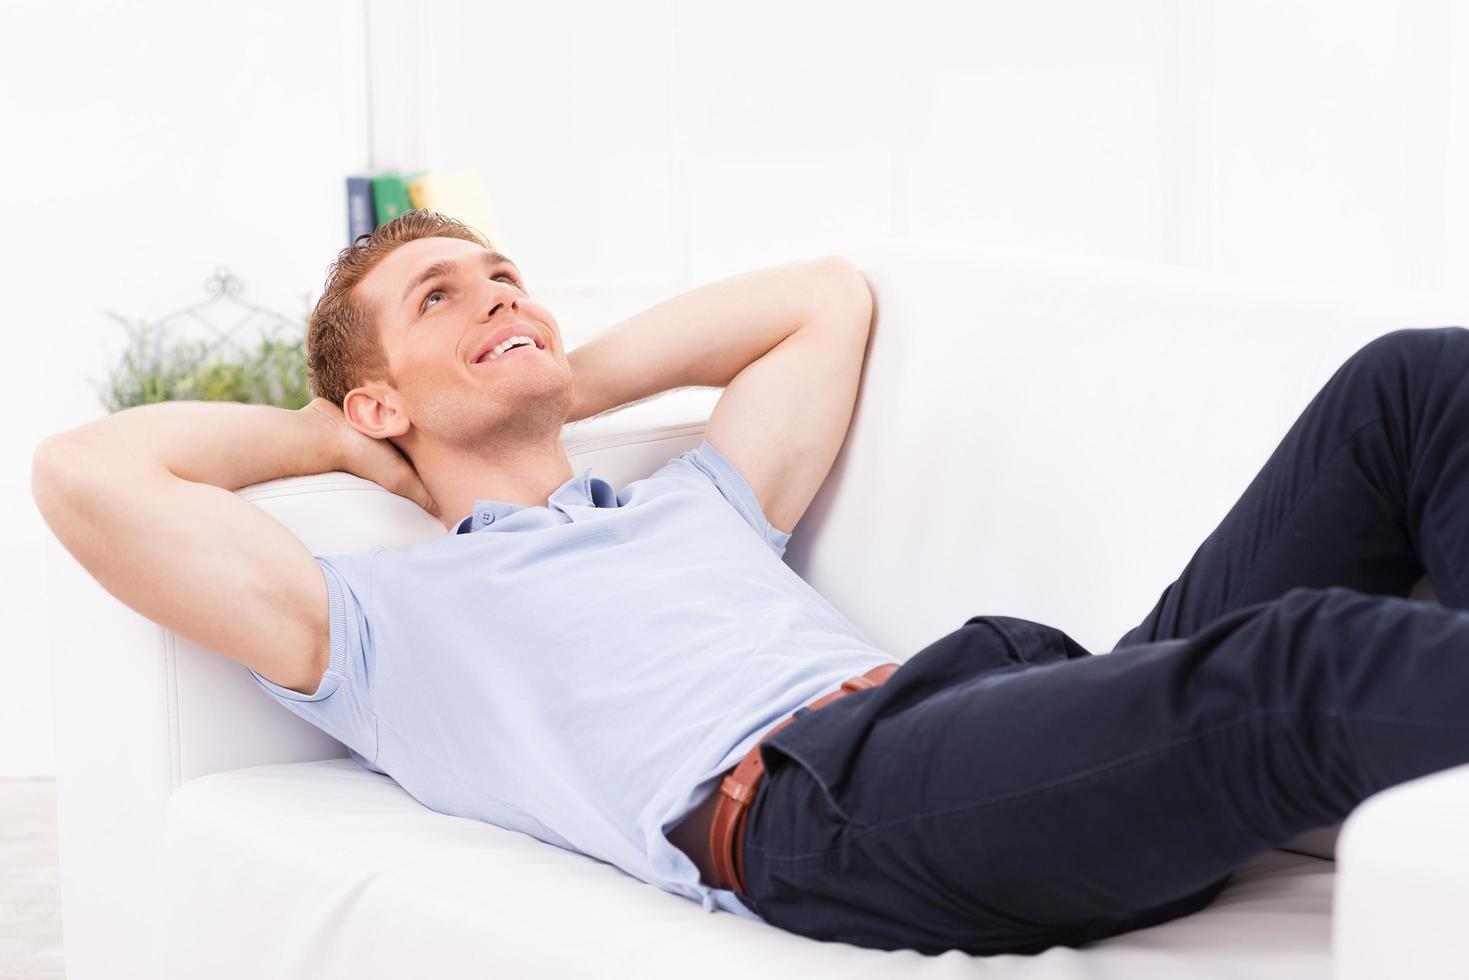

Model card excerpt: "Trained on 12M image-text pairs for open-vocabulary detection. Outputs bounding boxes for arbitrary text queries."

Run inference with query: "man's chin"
[485,387,576,442]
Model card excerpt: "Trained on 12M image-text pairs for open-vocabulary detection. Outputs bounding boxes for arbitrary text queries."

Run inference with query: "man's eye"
[495,273,520,287]
[422,289,446,312]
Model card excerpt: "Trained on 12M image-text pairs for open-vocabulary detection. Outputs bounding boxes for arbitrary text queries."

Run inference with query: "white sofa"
[46,239,1469,979]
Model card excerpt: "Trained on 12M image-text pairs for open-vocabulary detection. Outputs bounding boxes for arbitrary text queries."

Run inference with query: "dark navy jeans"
[739,325,1469,955]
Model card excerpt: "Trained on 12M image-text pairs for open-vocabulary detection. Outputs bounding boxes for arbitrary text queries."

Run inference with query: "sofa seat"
[157,759,1334,979]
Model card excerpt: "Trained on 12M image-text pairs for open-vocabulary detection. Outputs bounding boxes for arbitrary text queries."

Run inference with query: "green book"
[371,172,419,226]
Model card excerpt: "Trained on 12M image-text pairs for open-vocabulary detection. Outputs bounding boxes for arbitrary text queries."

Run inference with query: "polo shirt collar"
[453,466,617,534]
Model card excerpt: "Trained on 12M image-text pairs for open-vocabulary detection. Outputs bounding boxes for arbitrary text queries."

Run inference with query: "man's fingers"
[393,468,439,518]
[399,485,439,518]
[334,429,439,518]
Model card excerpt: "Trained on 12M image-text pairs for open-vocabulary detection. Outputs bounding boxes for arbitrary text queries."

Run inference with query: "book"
[370,172,416,226]
[406,171,505,250]
[345,176,376,242]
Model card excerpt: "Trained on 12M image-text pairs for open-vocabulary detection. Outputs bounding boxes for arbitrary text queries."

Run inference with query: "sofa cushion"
[158,759,1334,979]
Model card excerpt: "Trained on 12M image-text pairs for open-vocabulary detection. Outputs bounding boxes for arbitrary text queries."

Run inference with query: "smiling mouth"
[474,344,539,365]
[472,334,544,364]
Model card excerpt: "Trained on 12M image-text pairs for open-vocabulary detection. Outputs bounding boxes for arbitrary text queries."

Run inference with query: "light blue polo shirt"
[248,439,893,919]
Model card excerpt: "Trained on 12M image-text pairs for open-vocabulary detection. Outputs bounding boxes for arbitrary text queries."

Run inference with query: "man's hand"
[300,397,440,518]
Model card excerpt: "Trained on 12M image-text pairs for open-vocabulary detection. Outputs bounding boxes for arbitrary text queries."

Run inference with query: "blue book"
[346,176,376,243]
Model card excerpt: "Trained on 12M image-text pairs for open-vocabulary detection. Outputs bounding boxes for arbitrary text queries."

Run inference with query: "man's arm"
[30,399,436,695]
[567,256,872,533]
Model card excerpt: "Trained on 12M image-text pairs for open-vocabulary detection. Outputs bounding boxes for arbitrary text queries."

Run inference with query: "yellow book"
[407,171,506,251]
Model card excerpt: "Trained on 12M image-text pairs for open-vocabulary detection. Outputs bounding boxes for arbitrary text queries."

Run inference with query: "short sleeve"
[248,548,382,766]
[666,438,793,558]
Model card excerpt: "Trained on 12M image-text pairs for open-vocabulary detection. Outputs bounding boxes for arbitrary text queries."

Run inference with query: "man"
[32,210,1469,957]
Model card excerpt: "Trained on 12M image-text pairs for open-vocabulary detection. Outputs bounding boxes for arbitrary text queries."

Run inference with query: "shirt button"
[479,511,495,525]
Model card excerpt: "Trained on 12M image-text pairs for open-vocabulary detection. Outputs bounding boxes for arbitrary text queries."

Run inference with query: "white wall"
[1176,0,1469,295]
[399,0,1469,298]
[8,0,1469,777]
[400,0,1176,286]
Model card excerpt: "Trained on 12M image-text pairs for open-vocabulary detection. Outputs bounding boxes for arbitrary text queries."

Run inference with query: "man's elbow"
[813,255,873,336]
[31,433,109,523]
[31,436,73,506]
[31,436,84,538]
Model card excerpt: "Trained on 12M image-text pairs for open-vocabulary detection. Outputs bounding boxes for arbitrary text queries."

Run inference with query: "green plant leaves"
[95,314,311,412]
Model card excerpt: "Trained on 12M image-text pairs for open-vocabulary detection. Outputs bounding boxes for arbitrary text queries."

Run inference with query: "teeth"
[485,335,536,361]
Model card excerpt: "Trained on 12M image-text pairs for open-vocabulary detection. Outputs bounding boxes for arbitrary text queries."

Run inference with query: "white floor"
[1,779,65,979]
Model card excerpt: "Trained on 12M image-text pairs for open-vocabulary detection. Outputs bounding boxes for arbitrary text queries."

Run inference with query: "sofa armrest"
[1332,761,1469,980]
[47,386,716,980]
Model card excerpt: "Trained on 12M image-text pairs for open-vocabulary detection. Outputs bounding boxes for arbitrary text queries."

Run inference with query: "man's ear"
[343,383,411,440]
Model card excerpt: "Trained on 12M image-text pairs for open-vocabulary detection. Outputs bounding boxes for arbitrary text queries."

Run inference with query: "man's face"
[352,236,574,453]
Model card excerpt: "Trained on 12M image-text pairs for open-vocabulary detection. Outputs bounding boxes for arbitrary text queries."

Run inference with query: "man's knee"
[1350,325,1467,380]
[1217,585,1372,689]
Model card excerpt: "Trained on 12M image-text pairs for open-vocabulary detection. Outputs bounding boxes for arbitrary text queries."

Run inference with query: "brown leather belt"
[708,662,901,895]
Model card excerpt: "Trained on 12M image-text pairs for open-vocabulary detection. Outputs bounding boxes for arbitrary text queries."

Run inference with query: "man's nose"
[478,284,518,321]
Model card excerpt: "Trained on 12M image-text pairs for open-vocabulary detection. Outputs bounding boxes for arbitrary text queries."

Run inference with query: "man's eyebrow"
[400,250,517,308]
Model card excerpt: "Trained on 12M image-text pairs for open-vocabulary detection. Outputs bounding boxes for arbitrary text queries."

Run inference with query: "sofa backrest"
[799,240,1465,660]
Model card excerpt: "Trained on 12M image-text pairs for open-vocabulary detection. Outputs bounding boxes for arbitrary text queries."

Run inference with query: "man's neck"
[411,434,575,532]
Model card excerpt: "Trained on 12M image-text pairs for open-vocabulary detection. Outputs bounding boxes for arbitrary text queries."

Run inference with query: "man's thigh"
[743,623,1246,953]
